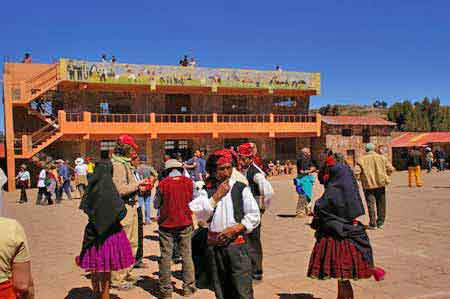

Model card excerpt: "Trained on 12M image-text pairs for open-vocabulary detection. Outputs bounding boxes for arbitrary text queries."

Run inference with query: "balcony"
[59,111,321,138]
[59,59,320,95]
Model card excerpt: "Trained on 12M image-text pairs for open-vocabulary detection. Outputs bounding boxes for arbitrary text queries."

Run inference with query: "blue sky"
[2,0,450,131]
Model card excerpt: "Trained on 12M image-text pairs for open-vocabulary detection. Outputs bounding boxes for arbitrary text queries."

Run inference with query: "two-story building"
[3,58,321,190]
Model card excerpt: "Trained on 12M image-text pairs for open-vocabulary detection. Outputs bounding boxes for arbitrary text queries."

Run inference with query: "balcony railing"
[274,114,316,122]
[155,114,213,123]
[66,112,84,122]
[59,111,321,137]
[217,114,270,123]
[59,59,320,93]
[64,113,317,124]
[91,113,150,123]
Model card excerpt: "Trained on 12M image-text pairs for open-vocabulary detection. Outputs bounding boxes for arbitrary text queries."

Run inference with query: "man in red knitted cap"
[237,143,274,282]
[190,149,260,299]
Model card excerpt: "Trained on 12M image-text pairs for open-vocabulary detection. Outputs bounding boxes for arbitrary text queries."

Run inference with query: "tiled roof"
[391,132,450,148]
[321,116,396,126]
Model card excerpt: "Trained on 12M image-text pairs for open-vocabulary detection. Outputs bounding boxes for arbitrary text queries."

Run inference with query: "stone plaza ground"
[3,171,450,299]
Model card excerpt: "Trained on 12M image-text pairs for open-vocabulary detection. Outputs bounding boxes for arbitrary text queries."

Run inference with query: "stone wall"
[322,123,394,164]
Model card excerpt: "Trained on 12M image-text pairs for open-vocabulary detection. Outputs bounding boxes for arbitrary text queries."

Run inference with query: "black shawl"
[311,163,374,265]
[79,160,127,256]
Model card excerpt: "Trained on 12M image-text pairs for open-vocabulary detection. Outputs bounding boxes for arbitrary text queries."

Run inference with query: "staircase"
[13,63,63,158]
[18,64,60,104]
[16,122,63,159]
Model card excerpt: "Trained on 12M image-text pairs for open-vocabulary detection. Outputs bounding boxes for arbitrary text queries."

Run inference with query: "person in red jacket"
[154,159,196,299]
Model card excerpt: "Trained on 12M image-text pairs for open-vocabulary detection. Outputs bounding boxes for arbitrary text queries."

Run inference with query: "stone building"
[311,116,396,166]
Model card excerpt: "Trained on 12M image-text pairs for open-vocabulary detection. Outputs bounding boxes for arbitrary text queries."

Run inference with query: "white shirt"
[75,164,88,176]
[243,163,274,208]
[189,179,260,234]
[37,169,47,188]
[16,171,30,181]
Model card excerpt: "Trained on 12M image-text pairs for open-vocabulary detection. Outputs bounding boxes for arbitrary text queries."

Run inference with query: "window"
[100,140,115,151]
[342,128,352,136]
[223,96,248,114]
[273,97,297,108]
[164,140,175,150]
[273,97,298,114]
[363,128,371,143]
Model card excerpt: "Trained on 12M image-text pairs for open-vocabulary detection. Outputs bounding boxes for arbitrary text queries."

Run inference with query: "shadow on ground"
[145,255,160,262]
[277,293,321,299]
[136,275,183,297]
[144,235,160,241]
[277,214,298,218]
[65,287,120,299]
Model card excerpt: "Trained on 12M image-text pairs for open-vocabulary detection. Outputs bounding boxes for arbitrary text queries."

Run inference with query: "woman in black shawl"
[308,154,385,299]
[76,160,134,299]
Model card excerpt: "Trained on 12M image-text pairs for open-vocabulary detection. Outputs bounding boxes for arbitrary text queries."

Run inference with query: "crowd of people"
[1,136,393,299]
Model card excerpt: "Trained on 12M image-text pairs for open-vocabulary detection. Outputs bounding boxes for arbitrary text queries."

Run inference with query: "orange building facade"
[3,59,321,190]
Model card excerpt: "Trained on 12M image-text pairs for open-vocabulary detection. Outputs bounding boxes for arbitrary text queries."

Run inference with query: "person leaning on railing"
[0,217,34,299]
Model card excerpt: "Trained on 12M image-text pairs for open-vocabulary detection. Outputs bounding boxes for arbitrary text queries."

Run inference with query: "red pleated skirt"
[307,236,372,280]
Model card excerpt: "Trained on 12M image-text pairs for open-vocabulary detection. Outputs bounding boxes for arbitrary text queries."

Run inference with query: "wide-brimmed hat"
[55,159,64,164]
[75,158,84,165]
[165,159,183,170]
[20,164,27,169]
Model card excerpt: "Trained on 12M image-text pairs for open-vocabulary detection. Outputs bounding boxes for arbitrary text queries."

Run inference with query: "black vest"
[206,181,246,223]
[246,163,263,197]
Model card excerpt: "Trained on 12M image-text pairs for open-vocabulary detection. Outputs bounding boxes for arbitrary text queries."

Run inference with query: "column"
[4,65,16,191]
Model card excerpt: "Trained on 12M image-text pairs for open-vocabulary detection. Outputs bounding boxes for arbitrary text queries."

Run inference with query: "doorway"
[164,140,193,161]
[165,94,191,114]
[275,138,297,161]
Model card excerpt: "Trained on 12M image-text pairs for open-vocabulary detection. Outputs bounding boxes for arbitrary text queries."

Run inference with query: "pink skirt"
[76,229,134,272]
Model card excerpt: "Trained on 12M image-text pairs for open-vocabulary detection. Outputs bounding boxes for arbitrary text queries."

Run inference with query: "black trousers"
[36,187,53,205]
[136,206,144,262]
[246,222,263,278]
[207,243,254,299]
[19,183,28,202]
[364,187,386,227]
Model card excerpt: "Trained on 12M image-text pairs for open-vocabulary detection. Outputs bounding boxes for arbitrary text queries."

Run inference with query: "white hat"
[165,159,183,170]
[75,158,84,165]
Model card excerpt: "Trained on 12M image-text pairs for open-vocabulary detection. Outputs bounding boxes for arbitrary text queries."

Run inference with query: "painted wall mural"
[60,59,320,92]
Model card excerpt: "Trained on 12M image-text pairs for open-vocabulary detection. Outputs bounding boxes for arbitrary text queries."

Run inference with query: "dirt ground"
[3,170,450,299]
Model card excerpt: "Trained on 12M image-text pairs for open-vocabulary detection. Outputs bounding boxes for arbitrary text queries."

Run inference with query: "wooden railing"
[217,114,270,123]
[65,113,317,124]
[155,114,213,123]
[19,64,59,102]
[91,113,150,123]
[274,114,316,123]
[31,122,58,148]
[66,112,84,122]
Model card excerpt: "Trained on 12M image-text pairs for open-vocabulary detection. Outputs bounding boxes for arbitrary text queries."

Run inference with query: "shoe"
[253,271,263,281]
[112,281,135,291]
[377,224,384,229]
[367,225,378,230]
